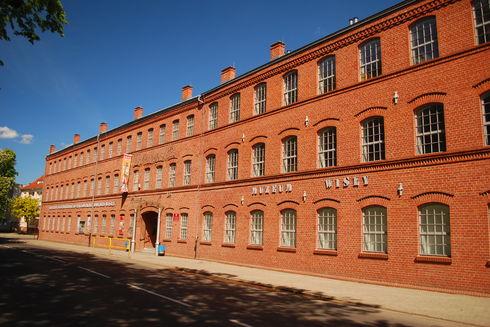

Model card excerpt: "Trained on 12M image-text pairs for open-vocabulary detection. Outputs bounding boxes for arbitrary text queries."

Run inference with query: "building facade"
[39,0,490,295]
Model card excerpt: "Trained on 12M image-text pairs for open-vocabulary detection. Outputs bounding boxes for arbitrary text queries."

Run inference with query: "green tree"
[0,0,68,65]
[0,149,17,220]
[10,196,40,227]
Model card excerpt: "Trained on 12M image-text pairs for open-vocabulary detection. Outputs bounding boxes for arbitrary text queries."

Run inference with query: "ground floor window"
[362,206,387,253]
[317,208,337,250]
[203,212,213,242]
[180,213,188,240]
[165,213,173,239]
[419,203,450,256]
[250,210,264,246]
[280,209,296,247]
[224,211,236,244]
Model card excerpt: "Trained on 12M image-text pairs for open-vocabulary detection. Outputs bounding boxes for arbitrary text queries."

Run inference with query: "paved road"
[0,236,467,327]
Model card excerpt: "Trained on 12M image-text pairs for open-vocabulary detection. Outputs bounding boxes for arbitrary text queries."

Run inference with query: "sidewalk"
[22,237,490,327]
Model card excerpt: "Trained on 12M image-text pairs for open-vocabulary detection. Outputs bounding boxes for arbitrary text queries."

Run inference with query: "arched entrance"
[141,210,158,250]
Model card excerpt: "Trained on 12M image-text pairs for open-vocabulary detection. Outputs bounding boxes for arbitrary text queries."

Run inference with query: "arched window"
[318,56,336,93]
[168,163,176,187]
[132,170,139,191]
[229,93,241,123]
[165,213,173,239]
[186,115,195,136]
[359,38,381,80]
[147,128,154,147]
[362,206,387,253]
[280,209,296,248]
[283,71,298,105]
[282,136,297,172]
[318,127,337,168]
[183,160,192,185]
[481,92,490,145]
[172,120,179,140]
[419,203,450,256]
[205,155,216,183]
[473,0,490,44]
[155,167,162,189]
[252,143,265,177]
[362,117,385,162]
[158,124,166,144]
[202,212,213,242]
[250,210,264,246]
[317,208,337,250]
[415,103,446,154]
[143,168,150,190]
[227,149,239,180]
[180,213,188,240]
[208,103,218,130]
[410,17,439,64]
[224,211,236,244]
[254,83,267,115]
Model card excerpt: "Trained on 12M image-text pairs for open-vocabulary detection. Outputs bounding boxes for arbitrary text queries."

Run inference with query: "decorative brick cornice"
[354,106,388,118]
[206,0,461,101]
[472,77,490,89]
[411,191,454,200]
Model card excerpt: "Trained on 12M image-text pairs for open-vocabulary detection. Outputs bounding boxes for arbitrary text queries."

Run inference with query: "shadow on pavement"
[0,236,412,327]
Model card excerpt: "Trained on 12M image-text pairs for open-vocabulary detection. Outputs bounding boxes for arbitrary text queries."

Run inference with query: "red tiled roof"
[21,176,44,191]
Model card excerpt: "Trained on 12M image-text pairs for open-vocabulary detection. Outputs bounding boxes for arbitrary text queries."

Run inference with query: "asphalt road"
[0,236,467,327]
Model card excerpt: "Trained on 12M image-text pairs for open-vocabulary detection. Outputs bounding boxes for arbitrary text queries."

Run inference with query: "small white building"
[19,176,43,232]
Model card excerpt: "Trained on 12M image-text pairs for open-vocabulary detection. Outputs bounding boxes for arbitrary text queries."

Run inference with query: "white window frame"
[224,211,236,244]
[203,212,213,242]
[318,127,336,168]
[165,213,173,239]
[318,56,336,94]
[186,115,195,136]
[126,136,132,153]
[473,0,490,45]
[117,139,122,156]
[155,166,163,189]
[359,38,382,80]
[282,136,297,173]
[183,160,191,185]
[482,93,490,145]
[132,171,139,191]
[410,17,439,65]
[209,103,218,130]
[143,168,150,190]
[169,163,176,187]
[283,71,298,105]
[362,206,387,253]
[105,176,110,194]
[415,104,446,154]
[250,210,264,246]
[172,120,179,140]
[227,149,239,180]
[317,208,337,250]
[159,124,166,144]
[113,174,119,193]
[252,143,265,177]
[362,117,385,162]
[108,142,113,158]
[147,128,154,147]
[229,93,241,123]
[254,83,267,115]
[419,203,450,256]
[180,213,188,240]
[205,155,216,183]
[100,145,105,160]
[280,209,296,248]
[136,132,142,150]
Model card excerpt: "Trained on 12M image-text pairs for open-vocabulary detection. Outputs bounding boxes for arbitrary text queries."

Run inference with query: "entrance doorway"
[141,211,158,249]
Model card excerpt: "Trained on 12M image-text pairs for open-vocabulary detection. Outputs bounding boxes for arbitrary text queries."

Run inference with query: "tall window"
[97,177,102,195]
[86,151,90,164]
[224,211,236,244]
[105,176,110,194]
[481,93,490,145]
[318,208,337,250]
[92,215,97,234]
[282,136,297,173]
[359,39,382,80]
[410,17,439,64]
[180,213,188,240]
[209,103,218,130]
[362,117,385,162]
[415,104,446,154]
[318,56,336,94]
[205,155,216,183]
[113,174,119,193]
[474,0,490,44]
[419,203,450,256]
[165,213,173,239]
[83,180,88,197]
[252,143,265,177]
[159,124,166,144]
[318,128,336,168]
[93,148,97,162]
[227,149,239,180]
[100,215,107,234]
[136,132,142,150]
[183,160,191,185]
[79,152,84,166]
[143,168,150,190]
[250,210,264,246]
[362,206,387,253]
[229,93,240,123]
[155,166,163,188]
[76,182,80,198]
[90,178,95,196]
[110,215,116,235]
[126,135,132,153]
[186,115,195,136]
[108,142,113,158]
[254,83,267,115]
[169,163,176,187]
[283,71,298,105]
[172,120,179,140]
[73,155,77,168]
[117,139,122,156]
[100,145,105,160]
[147,128,154,147]
[280,209,296,248]
[202,212,213,242]
[133,170,139,191]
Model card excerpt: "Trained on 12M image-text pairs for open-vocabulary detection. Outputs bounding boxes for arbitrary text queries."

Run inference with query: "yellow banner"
[120,153,132,193]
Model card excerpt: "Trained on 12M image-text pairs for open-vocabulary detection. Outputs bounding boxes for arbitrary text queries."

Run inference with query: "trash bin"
[157,244,166,256]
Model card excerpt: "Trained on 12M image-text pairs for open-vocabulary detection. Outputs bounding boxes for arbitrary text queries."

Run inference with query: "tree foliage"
[0,149,17,219]
[0,0,68,65]
[10,196,39,225]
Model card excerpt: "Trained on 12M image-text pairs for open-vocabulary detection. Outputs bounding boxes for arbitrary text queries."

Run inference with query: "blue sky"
[0,0,398,184]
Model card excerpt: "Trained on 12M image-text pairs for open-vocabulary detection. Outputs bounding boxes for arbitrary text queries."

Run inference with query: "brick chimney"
[270,41,285,61]
[73,134,80,144]
[49,144,56,154]
[133,106,144,120]
[182,85,193,101]
[99,122,108,134]
[220,66,236,84]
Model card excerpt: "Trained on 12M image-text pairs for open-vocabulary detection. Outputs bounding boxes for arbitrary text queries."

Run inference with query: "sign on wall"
[251,183,293,196]
[48,201,116,210]
[120,153,133,193]
[324,176,369,189]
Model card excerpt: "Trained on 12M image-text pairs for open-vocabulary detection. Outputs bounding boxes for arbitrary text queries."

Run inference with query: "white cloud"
[20,134,33,144]
[0,126,19,139]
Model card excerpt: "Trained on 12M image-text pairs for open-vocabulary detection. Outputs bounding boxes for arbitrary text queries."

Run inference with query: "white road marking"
[127,283,192,308]
[229,319,253,327]
[78,266,111,279]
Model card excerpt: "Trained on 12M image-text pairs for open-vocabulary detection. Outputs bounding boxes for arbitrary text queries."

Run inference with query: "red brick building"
[39,0,490,295]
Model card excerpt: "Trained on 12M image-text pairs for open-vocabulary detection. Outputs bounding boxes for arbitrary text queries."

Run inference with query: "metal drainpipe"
[155,207,162,256]
[131,206,137,253]
[194,95,205,259]
[88,132,101,247]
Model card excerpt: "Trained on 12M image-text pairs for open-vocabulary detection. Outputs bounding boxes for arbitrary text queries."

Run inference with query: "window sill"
[314,249,338,256]
[200,241,212,246]
[246,245,263,251]
[221,243,235,248]
[161,239,172,243]
[277,247,296,253]
[177,240,187,244]
[414,255,452,265]
[358,252,388,260]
